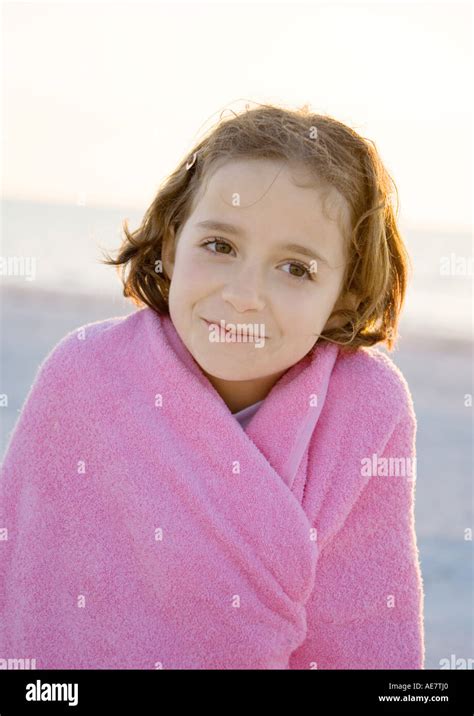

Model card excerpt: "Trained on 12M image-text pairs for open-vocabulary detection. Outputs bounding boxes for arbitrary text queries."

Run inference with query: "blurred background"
[0,0,472,668]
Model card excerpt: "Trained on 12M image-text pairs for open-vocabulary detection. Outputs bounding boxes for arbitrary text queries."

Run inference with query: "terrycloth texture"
[0,307,425,670]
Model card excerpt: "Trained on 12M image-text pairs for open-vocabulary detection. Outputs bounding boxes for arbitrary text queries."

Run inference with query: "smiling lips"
[202,318,267,339]
[204,318,233,333]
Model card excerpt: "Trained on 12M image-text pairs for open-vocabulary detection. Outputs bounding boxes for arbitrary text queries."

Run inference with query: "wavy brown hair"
[101,101,412,353]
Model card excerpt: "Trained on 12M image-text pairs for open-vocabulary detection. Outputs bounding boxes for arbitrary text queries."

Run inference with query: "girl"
[0,103,424,669]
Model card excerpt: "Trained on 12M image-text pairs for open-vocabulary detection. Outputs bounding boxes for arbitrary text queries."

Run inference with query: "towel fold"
[0,307,424,669]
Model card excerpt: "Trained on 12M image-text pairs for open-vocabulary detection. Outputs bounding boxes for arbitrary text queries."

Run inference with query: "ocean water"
[0,198,472,341]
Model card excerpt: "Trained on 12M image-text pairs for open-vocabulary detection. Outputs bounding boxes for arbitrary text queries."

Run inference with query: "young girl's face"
[162,158,351,404]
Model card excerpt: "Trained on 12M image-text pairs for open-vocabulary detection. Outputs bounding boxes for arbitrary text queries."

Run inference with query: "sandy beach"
[1,284,472,668]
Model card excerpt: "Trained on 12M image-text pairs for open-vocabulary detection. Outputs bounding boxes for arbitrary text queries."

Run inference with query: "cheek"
[170,254,213,295]
[275,282,328,312]
[179,251,221,285]
[276,283,340,332]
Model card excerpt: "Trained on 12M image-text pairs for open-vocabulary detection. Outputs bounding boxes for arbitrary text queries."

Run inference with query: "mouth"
[202,318,233,333]
[201,318,267,340]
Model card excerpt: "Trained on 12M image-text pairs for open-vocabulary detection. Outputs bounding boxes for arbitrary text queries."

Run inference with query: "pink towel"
[0,307,424,669]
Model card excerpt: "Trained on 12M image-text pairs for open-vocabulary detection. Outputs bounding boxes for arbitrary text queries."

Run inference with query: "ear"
[325,290,359,331]
[340,290,359,312]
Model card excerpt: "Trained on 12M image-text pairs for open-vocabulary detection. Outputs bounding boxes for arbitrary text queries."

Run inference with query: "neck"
[201,368,288,413]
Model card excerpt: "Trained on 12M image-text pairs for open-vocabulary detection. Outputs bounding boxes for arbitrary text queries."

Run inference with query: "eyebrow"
[194,219,330,266]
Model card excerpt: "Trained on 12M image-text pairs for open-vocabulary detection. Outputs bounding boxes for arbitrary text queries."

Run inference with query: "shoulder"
[335,345,416,426]
[34,308,153,386]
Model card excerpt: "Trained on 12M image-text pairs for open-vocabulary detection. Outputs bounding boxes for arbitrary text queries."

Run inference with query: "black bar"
[0,668,471,714]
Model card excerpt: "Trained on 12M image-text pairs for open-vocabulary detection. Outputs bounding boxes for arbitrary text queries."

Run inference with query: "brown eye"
[202,238,233,255]
[281,261,314,281]
[288,264,306,278]
[215,241,232,254]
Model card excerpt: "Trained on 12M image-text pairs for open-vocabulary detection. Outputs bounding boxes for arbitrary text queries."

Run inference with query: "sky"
[1,0,472,232]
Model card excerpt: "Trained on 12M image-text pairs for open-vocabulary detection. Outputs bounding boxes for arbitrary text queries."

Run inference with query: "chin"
[197,354,254,382]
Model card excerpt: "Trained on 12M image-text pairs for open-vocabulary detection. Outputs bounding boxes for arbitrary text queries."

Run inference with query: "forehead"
[188,158,351,261]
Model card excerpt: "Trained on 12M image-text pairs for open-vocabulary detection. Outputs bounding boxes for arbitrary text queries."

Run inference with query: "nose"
[221,265,266,313]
